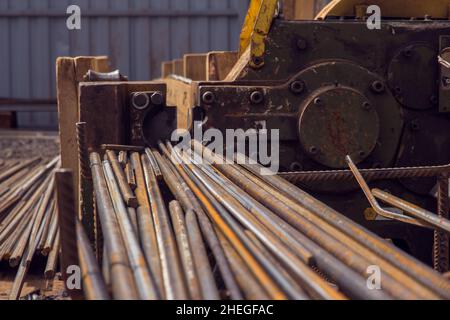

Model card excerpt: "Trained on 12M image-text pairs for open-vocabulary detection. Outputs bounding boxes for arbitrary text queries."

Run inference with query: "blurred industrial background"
[0,0,330,130]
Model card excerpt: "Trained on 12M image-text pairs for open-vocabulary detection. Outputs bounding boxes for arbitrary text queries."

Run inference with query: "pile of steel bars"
[85,141,450,300]
[0,155,60,299]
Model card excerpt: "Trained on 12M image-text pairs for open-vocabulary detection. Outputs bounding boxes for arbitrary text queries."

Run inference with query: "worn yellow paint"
[239,0,263,57]
[316,0,450,20]
[239,0,278,68]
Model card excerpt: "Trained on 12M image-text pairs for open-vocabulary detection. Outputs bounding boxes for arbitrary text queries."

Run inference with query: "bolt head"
[362,101,371,110]
[202,91,215,104]
[290,162,303,171]
[250,91,264,104]
[371,81,385,93]
[410,120,420,131]
[151,92,164,105]
[290,80,305,94]
[313,97,322,105]
[402,48,413,58]
[131,92,150,110]
[252,56,263,66]
[309,146,318,155]
[430,95,438,105]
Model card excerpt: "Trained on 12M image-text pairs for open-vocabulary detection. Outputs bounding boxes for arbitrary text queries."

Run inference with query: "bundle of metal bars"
[0,155,60,299]
[86,141,450,300]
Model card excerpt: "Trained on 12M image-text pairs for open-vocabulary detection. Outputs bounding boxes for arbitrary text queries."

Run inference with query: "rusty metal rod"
[142,155,188,300]
[90,152,139,300]
[346,156,430,228]
[103,159,159,300]
[163,147,298,300]
[145,148,162,179]
[169,201,203,300]
[372,188,450,234]
[101,144,144,152]
[235,151,450,299]
[76,220,110,300]
[183,151,333,299]
[178,147,363,300]
[135,206,162,294]
[132,152,164,298]
[44,230,60,279]
[279,163,450,183]
[236,155,442,299]
[217,232,270,300]
[191,143,402,299]
[125,162,136,190]
[155,144,243,300]
[105,150,138,208]
[195,157,422,299]
[435,174,450,272]
[118,151,127,168]
[185,208,220,300]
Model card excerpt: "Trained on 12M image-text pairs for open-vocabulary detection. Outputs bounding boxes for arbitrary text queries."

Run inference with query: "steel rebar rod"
[372,189,450,234]
[105,150,138,208]
[103,159,159,300]
[155,144,243,300]
[77,220,110,300]
[169,201,203,300]
[233,150,450,299]
[90,152,139,300]
[185,208,220,300]
[132,152,164,297]
[141,156,188,300]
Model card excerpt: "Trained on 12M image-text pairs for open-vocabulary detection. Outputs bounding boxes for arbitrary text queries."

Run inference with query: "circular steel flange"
[388,43,438,110]
[299,87,380,168]
[293,61,403,174]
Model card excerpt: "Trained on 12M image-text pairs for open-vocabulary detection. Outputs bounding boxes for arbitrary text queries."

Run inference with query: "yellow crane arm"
[239,0,279,68]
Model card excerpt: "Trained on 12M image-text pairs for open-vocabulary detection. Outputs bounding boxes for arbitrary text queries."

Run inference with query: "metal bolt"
[410,120,420,131]
[430,95,438,105]
[313,97,322,105]
[290,80,305,94]
[402,48,413,58]
[150,92,164,105]
[296,38,307,50]
[362,101,371,110]
[131,92,150,110]
[290,162,303,172]
[250,91,264,104]
[309,146,318,155]
[443,77,450,86]
[252,56,263,66]
[202,91,215,104]
[370,81,385,93]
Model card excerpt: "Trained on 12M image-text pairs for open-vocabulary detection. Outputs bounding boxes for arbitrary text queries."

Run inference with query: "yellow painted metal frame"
[239,0,278,68]
[316,0,450,19]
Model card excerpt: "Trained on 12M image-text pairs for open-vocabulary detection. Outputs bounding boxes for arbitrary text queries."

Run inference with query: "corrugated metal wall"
[0,0,249,129]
